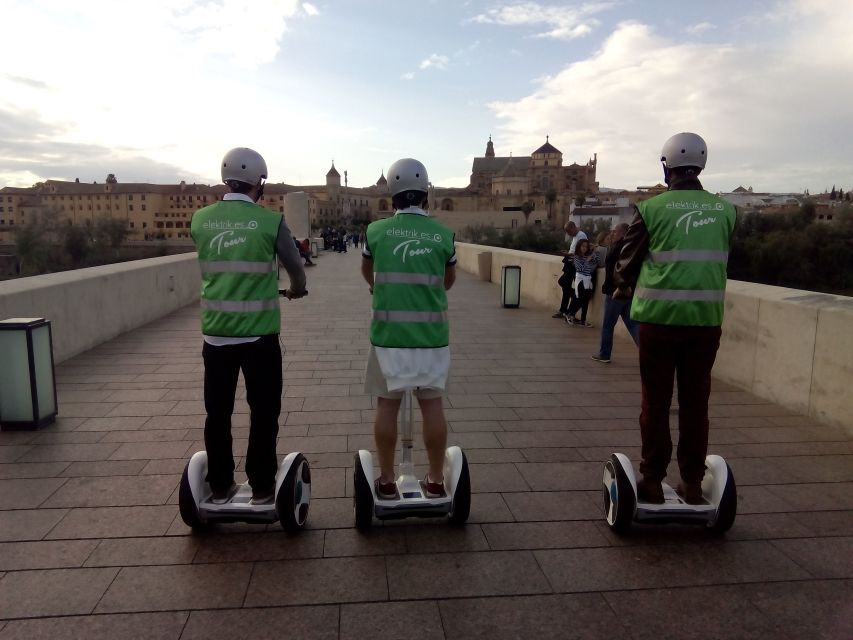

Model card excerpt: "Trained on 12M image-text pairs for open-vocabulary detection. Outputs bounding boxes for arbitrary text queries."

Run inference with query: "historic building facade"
[0,137,599,242]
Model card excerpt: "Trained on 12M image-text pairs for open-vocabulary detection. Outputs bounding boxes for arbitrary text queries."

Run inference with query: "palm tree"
[520,200,534,225]
[545,189,557,220]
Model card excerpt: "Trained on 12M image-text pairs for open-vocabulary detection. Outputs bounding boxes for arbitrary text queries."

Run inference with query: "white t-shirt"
[569,230,588,254]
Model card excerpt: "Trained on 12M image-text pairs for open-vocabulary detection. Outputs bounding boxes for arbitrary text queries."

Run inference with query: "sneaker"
[582,321,594,328]
[250,484,276,505]
[565,315,578,325]
[421,474,445,498]
[676,482,705,505]
[636,477,665,504]
[375,478,398,500]
[210,482,239,505]
[551,312,565,319]
[591,354,611,363]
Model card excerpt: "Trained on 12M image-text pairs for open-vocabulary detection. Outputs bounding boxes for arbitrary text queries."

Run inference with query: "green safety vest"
[367,213,455,348]
[190,200,281,336]
[631,189,736,326]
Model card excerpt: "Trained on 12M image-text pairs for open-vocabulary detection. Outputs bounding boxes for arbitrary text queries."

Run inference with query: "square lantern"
[0,318,58,430]
[501,265,521,308]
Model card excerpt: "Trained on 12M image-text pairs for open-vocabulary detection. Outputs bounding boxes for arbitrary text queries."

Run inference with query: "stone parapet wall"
[0,254,200,363]
[455,242,853,432]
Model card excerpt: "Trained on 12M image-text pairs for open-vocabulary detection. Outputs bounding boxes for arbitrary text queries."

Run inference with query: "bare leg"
[374,397,400,481]
[418,396,448,483]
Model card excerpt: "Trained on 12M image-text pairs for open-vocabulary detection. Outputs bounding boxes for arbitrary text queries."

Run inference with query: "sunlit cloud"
[489,7,853,192]
[686,21,716,34]
[468,1,614,40]
[420,54,450,70]
[302,2,319,16]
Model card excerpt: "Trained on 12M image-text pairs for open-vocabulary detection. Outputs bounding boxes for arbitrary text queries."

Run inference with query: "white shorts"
[363,346,448,399]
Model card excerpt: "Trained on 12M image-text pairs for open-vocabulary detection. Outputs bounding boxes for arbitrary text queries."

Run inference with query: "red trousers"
[638,323,721,484]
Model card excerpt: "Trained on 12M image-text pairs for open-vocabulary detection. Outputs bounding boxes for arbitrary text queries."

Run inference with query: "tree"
[545,189,557,220]
[520,200,534,225]
[63,225,91,266]
[94,218,129,257]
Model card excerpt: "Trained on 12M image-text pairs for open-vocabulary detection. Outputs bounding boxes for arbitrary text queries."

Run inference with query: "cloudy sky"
[1,0,851,194]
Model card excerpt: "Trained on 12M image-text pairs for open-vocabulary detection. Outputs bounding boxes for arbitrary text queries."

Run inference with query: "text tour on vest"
[393,239,434,262]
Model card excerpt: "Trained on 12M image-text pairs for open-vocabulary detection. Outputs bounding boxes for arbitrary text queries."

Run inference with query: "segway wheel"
[277,454,311,532]
[353,453,374,531]
[448,451,471,526]
[603,454,635,534]
[178,462,204,529]
[708,462,737,534]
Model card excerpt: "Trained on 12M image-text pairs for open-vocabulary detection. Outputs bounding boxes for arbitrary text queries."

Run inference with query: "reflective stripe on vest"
[200,299,279,313]
[200,260,277,274]
[373,272,444,286]
[649,250,729,263]
[634,287,725,302]
[372,310,448,323]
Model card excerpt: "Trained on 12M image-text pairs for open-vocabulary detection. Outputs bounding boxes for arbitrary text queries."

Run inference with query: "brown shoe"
[636,477,664,504]
[676,482,705,505]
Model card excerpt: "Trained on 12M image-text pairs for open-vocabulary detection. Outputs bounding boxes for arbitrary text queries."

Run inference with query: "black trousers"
[202,335,282,492]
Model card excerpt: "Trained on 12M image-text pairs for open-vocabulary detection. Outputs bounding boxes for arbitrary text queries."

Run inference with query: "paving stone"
[84,536,199,567]
[503,490,600,521]
[192,530,324,563]
[0,478,66,510]
[96,563,252,613]
[30,431,106,445]
[46,506,177,539]
[771,536,853,578]
[788,509,853,537]
[59,460,147,477]
[42,474,177,508]
[468,462,530,493]
[603,584,781,640]
[535,547,668,592]
[519,447,586,462]
[0,462,69,479]
[387,550,551,599]
[100,429,189,443]
[0,611,188,640]
[108,441,193,460]
[403,523,490,553]
[0,539,99,570]
[516,461,606,491]
[0,567,118,619]
[16,442,122,463]
[464,492,514,524]
[341,601,443,640]
[745,579,853,640]
[245,556,388,606]
[323,527,407,557]
[482,521,610,550]
[182,606,339,640]
[439,593,620,639]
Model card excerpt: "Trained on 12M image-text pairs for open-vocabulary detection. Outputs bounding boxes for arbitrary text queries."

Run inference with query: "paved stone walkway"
[1,248,851,639]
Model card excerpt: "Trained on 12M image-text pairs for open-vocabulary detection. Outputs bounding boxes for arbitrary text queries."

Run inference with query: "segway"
[353,388,470,530]
[179,450,311,531]
[602,453,736,534]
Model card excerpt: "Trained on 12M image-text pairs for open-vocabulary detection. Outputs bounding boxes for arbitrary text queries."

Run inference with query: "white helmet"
[660,132,707,169]
[221,147,268,186]
[387,158,429,196]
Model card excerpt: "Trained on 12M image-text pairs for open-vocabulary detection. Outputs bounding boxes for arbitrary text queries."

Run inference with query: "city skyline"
[1,0,851,194]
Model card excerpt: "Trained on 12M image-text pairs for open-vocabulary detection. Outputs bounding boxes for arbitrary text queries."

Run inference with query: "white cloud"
[401,72,416,80]
[302,2,319,16]
[420,54,450,71]
[469,1,613,40]
[686,21,716,34]
[488,4,853,192]
[0,0,306,186]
